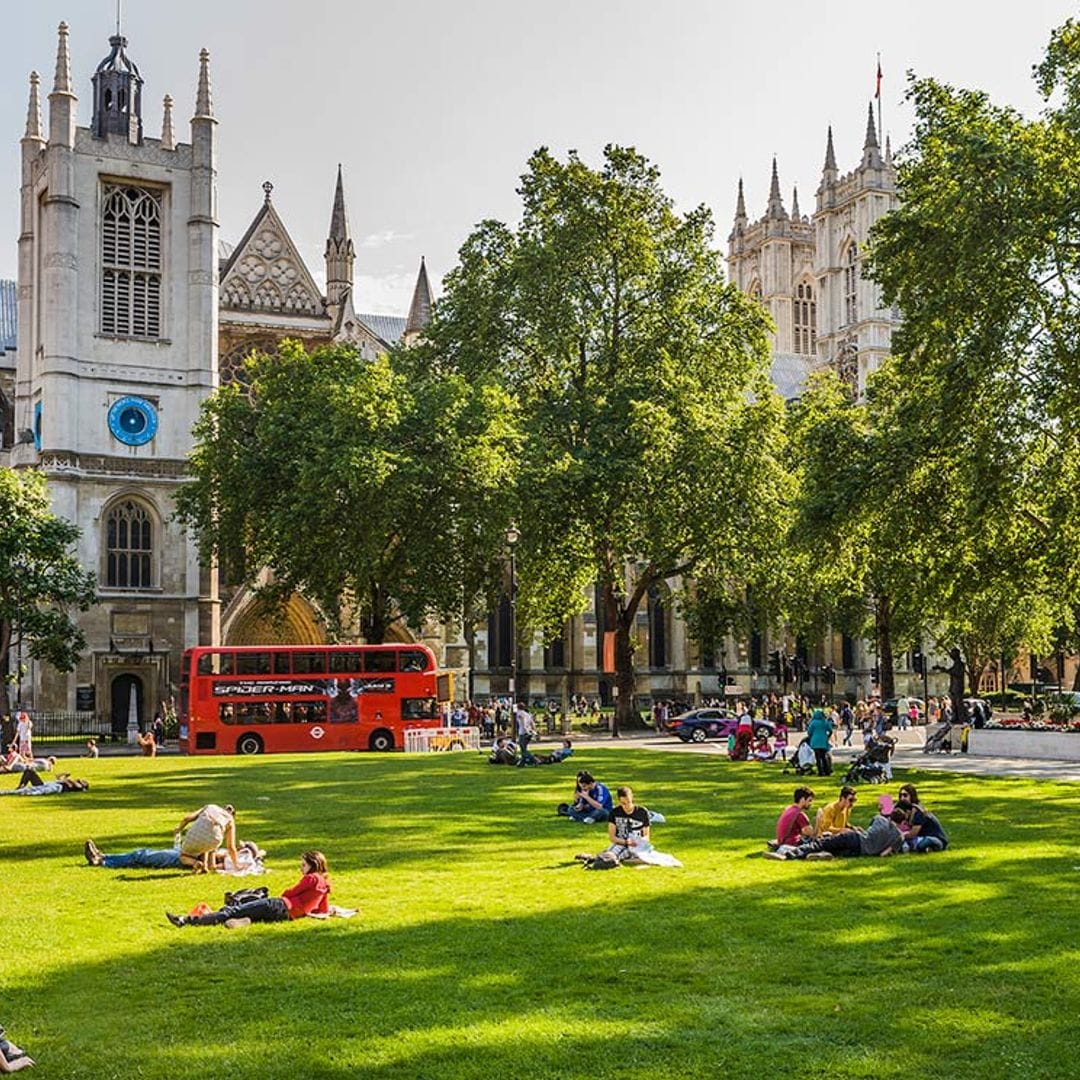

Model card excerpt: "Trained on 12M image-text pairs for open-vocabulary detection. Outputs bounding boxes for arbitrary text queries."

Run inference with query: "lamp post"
[505,524,520,700]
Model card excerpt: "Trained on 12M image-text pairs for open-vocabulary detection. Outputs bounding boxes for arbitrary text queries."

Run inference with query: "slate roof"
[0,279,16,356]
[359,313,407,347]
[770,351,817,402]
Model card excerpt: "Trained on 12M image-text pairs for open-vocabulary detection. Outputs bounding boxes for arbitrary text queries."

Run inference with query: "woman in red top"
[167,851,330,928]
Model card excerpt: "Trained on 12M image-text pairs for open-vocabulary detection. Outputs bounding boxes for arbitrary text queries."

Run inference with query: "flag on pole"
[875,54,882,100]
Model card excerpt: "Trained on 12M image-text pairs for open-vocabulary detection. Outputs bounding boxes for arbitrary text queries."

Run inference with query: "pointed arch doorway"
[110,673,144,738]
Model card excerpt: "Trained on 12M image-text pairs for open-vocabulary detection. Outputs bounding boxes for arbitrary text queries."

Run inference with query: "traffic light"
[769,650,782,678]
[823,664,835,685]
[912,650,925,676]
[871,664,880,683]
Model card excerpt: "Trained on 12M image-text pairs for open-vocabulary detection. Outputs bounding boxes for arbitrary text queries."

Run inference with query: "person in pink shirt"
[771,787,816,849]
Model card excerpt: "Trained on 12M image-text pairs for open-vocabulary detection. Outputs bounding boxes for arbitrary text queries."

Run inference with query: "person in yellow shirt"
[814,786,859,836]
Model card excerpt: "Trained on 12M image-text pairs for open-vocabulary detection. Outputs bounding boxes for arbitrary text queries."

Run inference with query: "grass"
[1,746,1077,1079]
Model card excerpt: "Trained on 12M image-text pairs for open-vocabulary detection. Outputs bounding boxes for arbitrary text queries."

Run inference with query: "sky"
[1,0,1077,314]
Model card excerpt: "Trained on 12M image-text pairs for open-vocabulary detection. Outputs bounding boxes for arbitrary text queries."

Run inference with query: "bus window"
[237,652,271,675]
[293,651,327,675]
[197,653,216,676]
[402,697,439,720]
[220,653,235,675]
[237,703,270,725]
[272,651,292,674]
[292,702,327,725]
[330,651,362,673]
[399,649,429,673]
[364,651,396,673]
[272,702,290,724]
[219,704,236,724]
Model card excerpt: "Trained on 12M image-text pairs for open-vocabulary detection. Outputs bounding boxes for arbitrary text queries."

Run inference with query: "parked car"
[672,709,775,743]
[881,697,925,723]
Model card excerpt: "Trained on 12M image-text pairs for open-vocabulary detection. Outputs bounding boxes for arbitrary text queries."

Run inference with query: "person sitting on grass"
[84,738,99,758]
[0,1022,33,1073]
[167,850,330,928]
[1,772,89,796]
[177,803,239,874]
[558,771,612,823]
[487,736,518,765]
[896,798,949,853]
[766,807,907,861]
[768,787,816,850]
[576,786,652,867]
[136,730,157,757]
[532,738,573,765]
[814,786,859,836]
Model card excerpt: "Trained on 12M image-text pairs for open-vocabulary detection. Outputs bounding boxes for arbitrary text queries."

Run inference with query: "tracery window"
[101,185,163,339]
[105,499,154,589]
[794,281,817,355]
[843,244,859,326]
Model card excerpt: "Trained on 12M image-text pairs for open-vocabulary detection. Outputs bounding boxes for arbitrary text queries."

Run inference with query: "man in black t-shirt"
[576,786,652,866]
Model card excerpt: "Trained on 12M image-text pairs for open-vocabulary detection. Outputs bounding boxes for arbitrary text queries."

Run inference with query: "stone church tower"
[727,106,899,399]
[9,24,219,727]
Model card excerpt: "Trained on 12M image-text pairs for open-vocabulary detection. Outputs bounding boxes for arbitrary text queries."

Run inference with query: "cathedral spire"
[734,177,747,226]
[862,102,883,168]
[823,125,837,173]
[885,133,893,165]
[24,72,43,141]
[791,185,800,220]
[766,157,787,220]
[160,94,175,150]
[325,165,355,310]
[194,49,213,120]
[404,257,434,342]
[53,22,72,95]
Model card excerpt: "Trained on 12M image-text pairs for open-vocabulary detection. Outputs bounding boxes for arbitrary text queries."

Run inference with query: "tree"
[424,146,788,731]
[0,468,96,713]
[176,341,519,644]
[865,21,1080,671]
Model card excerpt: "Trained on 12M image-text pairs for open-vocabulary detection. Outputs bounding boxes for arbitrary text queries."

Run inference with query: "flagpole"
[877,52,883,150]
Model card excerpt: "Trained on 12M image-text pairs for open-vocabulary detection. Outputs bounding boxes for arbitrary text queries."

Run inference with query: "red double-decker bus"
[179,644,453,755]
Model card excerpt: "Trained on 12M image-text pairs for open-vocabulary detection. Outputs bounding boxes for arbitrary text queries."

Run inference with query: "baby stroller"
[784,737,816,776]
[842,736,895,785]
[922,721,953,753]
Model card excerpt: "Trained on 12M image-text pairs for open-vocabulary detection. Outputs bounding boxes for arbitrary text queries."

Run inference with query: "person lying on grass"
[575,786,652,867]
[0,1022,33,1073]
[764,807,906,861]
[531,738,573,765]
[167,850,330,928]
[0,772,88,796]
[0,750,56,774]
[85,838,265,873]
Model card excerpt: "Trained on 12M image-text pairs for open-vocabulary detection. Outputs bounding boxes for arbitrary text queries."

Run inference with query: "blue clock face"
[108,396,158,446]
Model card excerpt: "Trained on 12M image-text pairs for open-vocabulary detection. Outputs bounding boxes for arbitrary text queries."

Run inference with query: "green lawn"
[1,748,1075,1079]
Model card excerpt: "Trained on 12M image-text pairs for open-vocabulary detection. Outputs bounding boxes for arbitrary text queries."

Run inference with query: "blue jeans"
[102,847,183,869]
[568,807,609,824]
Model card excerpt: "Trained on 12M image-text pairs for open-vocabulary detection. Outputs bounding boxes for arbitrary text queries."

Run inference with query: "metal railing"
[17,712,120,745]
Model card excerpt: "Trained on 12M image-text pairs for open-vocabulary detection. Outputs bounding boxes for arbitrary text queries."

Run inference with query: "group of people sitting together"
[488,736,574,767]
[766,781,949,861]
[556,770,680,869]
[79,801,340,929]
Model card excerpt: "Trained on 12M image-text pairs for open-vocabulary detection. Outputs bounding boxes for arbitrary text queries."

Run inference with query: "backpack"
[223,885,269,907]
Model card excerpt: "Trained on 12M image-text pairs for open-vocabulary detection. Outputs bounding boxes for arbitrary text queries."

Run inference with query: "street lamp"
[505,524,520,699]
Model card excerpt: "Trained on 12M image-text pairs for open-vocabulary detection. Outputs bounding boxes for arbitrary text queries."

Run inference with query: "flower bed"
[984,718,1080,733]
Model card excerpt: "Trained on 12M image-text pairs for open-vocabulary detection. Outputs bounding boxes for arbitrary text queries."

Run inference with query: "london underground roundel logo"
[108,396,158,446]
[309,726,326,740]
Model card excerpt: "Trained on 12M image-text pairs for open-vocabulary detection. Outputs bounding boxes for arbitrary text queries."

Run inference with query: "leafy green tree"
[424,146,788,731]
[176,341,519,644]
[0,468,96,711]
[865,21,1080,679]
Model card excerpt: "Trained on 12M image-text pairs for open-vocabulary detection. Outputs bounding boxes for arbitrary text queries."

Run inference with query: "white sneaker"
[224,917,252,929]
[762,850,788,861]
[806,851,834,860]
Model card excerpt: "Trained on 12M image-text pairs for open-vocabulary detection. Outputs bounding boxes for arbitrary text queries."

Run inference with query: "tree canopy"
[0,468,96,709]
[424,145,789,728]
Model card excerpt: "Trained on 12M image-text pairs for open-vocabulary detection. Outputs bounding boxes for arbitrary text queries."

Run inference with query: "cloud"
[358,229,414,250]
[354,272,419,315]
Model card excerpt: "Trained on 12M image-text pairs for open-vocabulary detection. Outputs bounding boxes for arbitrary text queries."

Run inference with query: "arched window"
[794,281,816,355]
[843,244,859,326]
[101,184,162,339]
[105,499,154,589]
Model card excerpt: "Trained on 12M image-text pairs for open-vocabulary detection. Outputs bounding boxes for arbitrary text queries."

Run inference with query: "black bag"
[224,885,269,907]
[585,851,619,870]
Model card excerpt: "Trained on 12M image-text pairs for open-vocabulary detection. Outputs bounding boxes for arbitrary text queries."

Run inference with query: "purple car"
[671,708,775,743]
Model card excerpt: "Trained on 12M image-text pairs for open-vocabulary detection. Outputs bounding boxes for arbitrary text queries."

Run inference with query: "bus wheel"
[369,729,394,752]
[236,733,264,755]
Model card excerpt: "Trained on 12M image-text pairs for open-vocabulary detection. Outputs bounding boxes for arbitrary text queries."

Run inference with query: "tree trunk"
[876,595,896,701]
[367,582,391,644]
[613,614,637,737]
